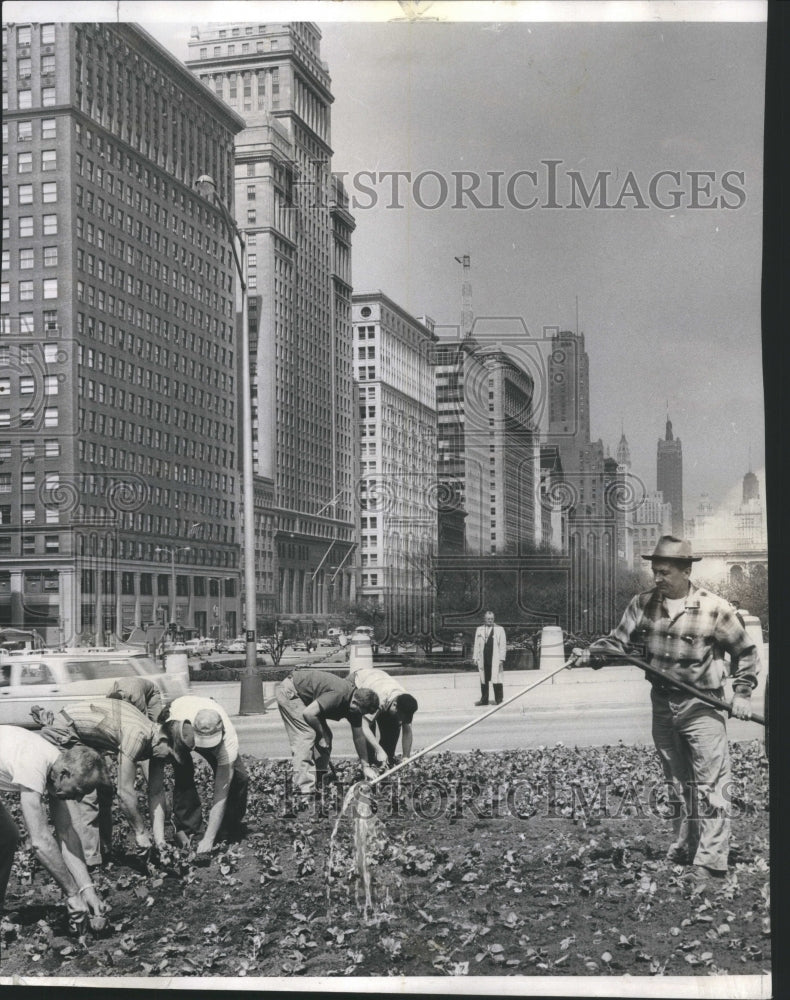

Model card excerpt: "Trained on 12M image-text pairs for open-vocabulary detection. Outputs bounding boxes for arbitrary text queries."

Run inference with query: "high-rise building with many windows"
[352,292,437,639]
[187,22,356,629]
[1,22,245,644]
[657,415,684,537]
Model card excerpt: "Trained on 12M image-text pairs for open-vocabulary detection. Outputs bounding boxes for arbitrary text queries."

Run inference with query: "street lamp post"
[196,174,264,714]
[154,545,190,629]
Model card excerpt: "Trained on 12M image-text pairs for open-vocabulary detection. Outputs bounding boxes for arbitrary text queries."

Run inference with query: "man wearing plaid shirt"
[35,698,178,863]
[577,536,760,889]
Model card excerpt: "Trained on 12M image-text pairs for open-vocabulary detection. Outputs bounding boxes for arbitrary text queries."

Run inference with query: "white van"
[0,648,190,728]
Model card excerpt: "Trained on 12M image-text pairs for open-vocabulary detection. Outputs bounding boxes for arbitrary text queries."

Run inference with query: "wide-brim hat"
[641,535,702,562]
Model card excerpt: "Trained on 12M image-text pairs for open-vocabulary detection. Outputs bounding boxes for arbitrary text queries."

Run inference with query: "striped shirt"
[39,699,160,762]
[606,583,760,692]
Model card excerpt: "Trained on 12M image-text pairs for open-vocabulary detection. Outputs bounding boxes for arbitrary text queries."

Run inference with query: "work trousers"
[366,713,401,766]
[171,754,249,841]
[0,801,20,914]
[276,676,328,794]
[651,688,732,871]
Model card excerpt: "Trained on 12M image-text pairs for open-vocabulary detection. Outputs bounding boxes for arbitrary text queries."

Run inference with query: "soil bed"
[0,741,770,981]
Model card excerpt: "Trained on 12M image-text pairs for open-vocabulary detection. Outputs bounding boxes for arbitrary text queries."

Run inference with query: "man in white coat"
[473,611,507,705]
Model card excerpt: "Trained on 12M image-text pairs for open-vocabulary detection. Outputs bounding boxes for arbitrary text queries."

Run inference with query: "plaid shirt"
[606,583,760,692]
[39,698,160,762]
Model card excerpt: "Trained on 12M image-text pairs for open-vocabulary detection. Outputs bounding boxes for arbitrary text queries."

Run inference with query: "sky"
[10,1,768,514]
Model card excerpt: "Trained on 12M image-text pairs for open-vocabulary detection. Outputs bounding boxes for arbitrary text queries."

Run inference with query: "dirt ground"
[0,740,770,981]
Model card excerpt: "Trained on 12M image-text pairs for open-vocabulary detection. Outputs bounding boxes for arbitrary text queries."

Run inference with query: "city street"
[194,665,767,760]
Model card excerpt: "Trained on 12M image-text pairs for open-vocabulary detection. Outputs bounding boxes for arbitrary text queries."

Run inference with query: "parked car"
[184,638,214,657]
[224,639,245,653]
[256,641,271,654]
[0,647,190,729]
[291,641,308,652]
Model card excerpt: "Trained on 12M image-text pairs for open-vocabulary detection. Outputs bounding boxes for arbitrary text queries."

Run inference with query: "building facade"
[632,489,673,567]
[1,22,245,645]
[351,293,437,638]
[186,22,356,633]
[657,415,683,537]
[474,347,537,554]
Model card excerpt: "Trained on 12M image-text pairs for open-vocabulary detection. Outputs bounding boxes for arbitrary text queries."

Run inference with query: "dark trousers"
[0,802,21,915]
[366,714,401,766]
[171,755,249,840]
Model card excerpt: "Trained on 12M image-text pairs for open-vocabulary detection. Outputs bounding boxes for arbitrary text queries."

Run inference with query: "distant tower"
[454,254,473,339]
[616,424,631,470]
[548,330,591,471]
[742,469,759,504]
[657,416,683,536]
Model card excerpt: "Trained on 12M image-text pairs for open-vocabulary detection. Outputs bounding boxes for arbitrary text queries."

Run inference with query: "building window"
[19,249,34,270]
[19,216,34,237]
[17,152,32,173]
[42,88,56,107]
[41,118,56,139]
[41,149,57,171]
[43,214,58,235]
[43,278,58,299]
[247,184,256,201]
[45,536,59,553]
[18,120,32,141]
[42,182,57,203]
[41,55,55,75]
[19,280,34,300]
[43,246,58,267]
[18,90,33,110]
[19,184,33,205]
[41,24,56,44]
[44,407,58,427]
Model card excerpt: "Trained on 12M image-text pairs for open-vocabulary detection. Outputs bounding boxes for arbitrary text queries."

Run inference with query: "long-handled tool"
[589,646,765,725]
[367,653,579,789]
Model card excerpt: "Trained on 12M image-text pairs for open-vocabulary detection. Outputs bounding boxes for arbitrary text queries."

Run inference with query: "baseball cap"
[192,708,224,748]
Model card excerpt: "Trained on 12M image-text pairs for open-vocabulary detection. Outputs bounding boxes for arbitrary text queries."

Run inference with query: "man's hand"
[66,893,90,934]
[731,692,752,720]
[361,764,379,781]
[196,836,214,856]
[373,746,389,766]
[572,646,607,670]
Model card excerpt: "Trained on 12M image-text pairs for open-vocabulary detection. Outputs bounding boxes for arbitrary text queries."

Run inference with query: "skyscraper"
[657,416,683,536]
[186,23,356,628]
[352,292,437,637]
[547,329,591,471]
[1,22,244,645]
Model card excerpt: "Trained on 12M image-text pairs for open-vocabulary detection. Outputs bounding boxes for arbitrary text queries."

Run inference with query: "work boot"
[475,683,489,706]
[493,684,504,705]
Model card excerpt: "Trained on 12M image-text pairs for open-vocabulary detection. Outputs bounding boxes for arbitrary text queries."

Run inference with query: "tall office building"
[657,415,683,536]
[1,22,245,646]
[632,489,672,567]
[547,329,590,471]
[352,293,437,637]
[432,332,489,555]
[187,22,356,630]
[476,347,537,554]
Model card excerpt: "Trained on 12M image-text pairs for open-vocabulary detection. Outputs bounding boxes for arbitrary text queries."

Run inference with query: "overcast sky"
[11,1,768,511]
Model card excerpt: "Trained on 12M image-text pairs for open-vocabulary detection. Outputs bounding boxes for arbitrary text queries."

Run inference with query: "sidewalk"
[197,664,651,725]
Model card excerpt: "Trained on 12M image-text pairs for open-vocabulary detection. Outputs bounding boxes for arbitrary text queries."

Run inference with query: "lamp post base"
[239,673,266,715]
